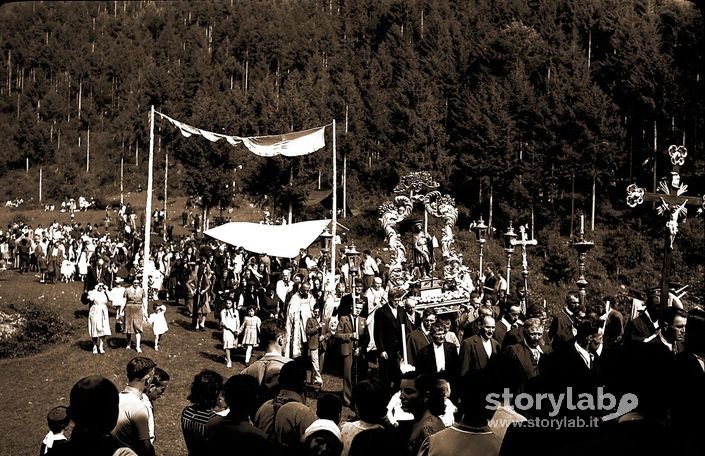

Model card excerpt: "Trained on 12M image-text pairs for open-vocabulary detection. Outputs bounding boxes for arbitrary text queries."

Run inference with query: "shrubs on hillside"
[0,303,74,359]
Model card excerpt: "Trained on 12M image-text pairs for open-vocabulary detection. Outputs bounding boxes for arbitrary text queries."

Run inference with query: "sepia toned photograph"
[0,1,703,455]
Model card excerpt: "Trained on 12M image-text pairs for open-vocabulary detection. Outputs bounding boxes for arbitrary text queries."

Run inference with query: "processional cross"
[626,145,705,306]
[514,225,537,314]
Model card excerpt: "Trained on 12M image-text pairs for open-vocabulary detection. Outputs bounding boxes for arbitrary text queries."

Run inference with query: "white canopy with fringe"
[204,219,331,258]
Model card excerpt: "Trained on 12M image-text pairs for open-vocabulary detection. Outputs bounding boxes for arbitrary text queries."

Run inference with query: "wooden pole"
[331,119,337,281]
[591,173,596,231]
[343,104,348,219]
[120,155,124,205]
[164,146,168,241]
[652,121,657,209]
[86,127,90,173]
[288,164,293,224]
[143,106,155,309]
[39,167,42,202]
[570,172,575,238]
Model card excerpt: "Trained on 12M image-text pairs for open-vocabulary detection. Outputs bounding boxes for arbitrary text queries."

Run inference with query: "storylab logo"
[486,387,638,426]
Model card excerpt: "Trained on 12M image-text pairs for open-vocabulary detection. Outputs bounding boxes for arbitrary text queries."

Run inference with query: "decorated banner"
[155,111,326,157]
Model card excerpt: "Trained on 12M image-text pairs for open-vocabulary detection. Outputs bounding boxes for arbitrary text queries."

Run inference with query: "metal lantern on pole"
[319,227,333,272]
[503,222,518,295]
[474,216,488,281]
[345,242,361,291]
[572,215,594,307]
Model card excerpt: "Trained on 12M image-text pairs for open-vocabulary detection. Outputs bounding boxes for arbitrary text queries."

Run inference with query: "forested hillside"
[1,1,703,297]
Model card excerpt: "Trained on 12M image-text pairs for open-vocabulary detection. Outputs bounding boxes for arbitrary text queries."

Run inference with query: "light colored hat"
[301,419,341,443]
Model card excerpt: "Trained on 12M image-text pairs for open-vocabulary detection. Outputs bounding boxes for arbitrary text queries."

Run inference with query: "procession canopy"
[204,219,331,258]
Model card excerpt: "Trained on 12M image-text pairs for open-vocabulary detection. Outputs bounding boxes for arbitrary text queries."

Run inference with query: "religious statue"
[412,222,432,278]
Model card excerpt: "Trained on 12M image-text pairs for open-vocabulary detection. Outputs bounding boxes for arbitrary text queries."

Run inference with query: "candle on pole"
[572,218,594,308]
[473,216,488,282]
[503,222,518,296]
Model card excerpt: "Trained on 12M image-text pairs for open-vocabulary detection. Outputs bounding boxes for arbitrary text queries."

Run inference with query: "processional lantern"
[503,222,518,294]
[474,216,488,280]
[345,242,361,277]
[319,227,333,270]
[572,215,594,307]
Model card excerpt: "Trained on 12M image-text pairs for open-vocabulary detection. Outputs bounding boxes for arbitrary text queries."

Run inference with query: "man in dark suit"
[459,315,499,377]
[672,308,705,453]
[407,308,436,367]
[494,301,521,347]
[548,291,581,350]
[84,257,106,291]
[374,287,411,393]
[462,304,493,340]
[624,291,664,344]
[644,306,686,356]
[503,317,551,392]
[541,319,604,403]
[416,321,460,385]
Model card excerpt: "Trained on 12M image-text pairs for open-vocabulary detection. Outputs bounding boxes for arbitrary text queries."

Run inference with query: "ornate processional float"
[379,172,472,314]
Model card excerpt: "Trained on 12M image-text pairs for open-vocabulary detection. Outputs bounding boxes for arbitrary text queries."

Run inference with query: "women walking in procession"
[123,277,146,352]
[220,298,240,368]
[87,282,111,354]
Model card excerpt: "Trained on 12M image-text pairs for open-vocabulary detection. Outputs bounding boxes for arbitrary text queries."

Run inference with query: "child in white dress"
[147,304,168,351]
[238,306,261,366]
[220,299,240,368]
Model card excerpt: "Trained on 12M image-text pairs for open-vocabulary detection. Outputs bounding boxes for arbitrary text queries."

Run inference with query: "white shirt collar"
[42,432,67,453]
[433,343,446,372]
[574,341,593,369]
[500,318,512,330]
[644,310,660,329]
[482,337,493,358]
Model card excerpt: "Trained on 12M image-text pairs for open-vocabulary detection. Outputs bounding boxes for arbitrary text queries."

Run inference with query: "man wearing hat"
[301,419,343,456]
[285,281,316,359]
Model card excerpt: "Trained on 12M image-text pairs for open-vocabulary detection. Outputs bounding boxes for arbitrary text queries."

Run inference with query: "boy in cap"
[40,406,69,455]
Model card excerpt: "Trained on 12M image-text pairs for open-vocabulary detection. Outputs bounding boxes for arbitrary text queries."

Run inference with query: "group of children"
[220,299,262,368]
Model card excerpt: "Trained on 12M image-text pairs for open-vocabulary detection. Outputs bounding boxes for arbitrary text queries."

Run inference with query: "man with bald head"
[460,315,500,377]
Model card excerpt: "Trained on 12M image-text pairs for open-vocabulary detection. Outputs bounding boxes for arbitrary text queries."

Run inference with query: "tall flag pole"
[86,127,90,172]
[143,105,155,309]
[331,119,337,282]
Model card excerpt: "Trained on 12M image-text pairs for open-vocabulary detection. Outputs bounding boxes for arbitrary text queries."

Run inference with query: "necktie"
[672,344,678,355]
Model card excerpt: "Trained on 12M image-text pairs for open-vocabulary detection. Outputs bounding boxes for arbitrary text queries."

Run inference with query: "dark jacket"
[407,327,432,367]
[416,341,460,380]
[373,304,411,360]
[548,310,576,350]
[624,312,657,344]
[459,334,499,377]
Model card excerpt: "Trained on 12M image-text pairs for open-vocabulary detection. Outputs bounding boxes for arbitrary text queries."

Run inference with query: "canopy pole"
[143,105,155,309]
[331,119,337,284]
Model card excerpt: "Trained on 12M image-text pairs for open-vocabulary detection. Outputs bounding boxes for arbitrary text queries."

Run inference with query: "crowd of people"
[3,210,702,455]
[38,287,705,456]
